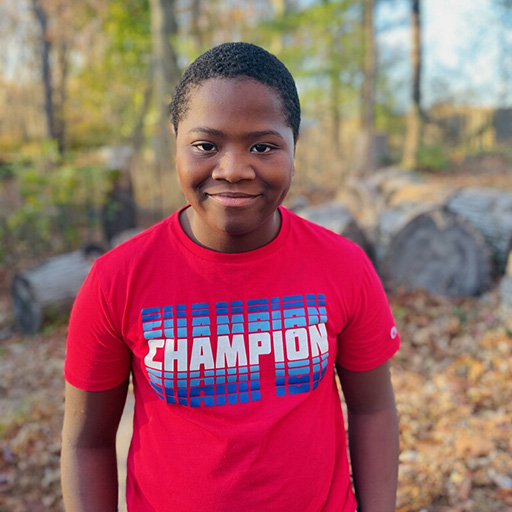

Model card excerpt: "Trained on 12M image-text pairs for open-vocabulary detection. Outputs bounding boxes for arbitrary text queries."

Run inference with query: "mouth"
[206,192,261,207]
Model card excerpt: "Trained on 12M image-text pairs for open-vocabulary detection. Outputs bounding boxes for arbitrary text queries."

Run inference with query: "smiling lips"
[206,192,261,207]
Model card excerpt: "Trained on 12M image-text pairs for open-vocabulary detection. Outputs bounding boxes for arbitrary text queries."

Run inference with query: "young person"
[61,42,400,512]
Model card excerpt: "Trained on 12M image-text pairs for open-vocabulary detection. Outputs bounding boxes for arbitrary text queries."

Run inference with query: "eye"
[251,143,274,154]
[193,142,217,152]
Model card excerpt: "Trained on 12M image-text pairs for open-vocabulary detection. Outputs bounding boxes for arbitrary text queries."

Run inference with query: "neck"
[179,207,282,253]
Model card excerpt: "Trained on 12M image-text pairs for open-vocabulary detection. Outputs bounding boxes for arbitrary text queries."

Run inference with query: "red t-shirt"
[65,206,400,512]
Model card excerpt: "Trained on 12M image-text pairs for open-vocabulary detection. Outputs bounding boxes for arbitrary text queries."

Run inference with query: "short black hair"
[169,42,301,141]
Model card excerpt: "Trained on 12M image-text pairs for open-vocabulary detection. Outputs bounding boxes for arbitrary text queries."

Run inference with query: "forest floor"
[1,161,512,512]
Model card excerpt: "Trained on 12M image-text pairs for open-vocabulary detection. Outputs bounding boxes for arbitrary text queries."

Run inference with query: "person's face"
[175,77,296,253]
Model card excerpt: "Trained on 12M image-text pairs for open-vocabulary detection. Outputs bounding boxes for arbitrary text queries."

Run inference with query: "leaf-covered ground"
[391,290,512,512]
[0,285,511,511]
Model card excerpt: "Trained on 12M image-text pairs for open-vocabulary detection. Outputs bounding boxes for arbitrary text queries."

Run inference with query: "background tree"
[268,0,291,54]
[149,0,181,213]
[1,0,511,241]
[494,0,512,107]
[402,0,422,169]
[277,0,363,184]
[355,0,376,175]
[30,0,56,150]
[74,0,152,146]
[28,0,105,156]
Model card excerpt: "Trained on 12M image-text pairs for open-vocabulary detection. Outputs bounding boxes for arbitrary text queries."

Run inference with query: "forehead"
[182,78,288,125]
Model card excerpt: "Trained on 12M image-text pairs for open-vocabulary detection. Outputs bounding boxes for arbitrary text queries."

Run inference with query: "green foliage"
[454,305,468,324]
[271,0,364,119]
[42,305,71,332]
[104,0,151,72]
[69,0,152,147]
[0,161,15,181]
[0,152,110,264]
[416,144,451,172]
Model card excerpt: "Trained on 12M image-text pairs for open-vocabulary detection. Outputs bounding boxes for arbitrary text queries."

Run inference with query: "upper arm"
[62,379,129,448]
[337,361,396,414]
[336,250,400,373]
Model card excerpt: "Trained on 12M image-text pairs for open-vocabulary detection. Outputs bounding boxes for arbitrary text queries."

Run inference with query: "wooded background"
[1,2,512,511]
[1,0,512,266]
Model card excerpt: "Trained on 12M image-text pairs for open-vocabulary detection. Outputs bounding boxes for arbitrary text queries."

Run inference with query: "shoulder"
[282,206,367,263]
[89,213,179,291]
[96,214,175,269]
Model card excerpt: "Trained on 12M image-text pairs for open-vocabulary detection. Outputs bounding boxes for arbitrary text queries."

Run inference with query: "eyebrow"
[188,127,285,140]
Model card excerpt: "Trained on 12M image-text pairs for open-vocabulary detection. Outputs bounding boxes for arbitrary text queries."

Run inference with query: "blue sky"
[378,0,511,107]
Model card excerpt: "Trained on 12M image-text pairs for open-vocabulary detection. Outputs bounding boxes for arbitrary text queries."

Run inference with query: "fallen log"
[11,244,104,334]
[376,207,492,297]
[446,188,512,275]
[338,167,456,228]
[344,170,511,284]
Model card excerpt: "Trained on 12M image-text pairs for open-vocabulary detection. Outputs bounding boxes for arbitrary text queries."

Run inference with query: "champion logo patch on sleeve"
[390,326,398,339]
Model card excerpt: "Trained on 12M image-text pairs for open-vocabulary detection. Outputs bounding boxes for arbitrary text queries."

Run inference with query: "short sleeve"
[336,251,400,372]
[64,263,131,391]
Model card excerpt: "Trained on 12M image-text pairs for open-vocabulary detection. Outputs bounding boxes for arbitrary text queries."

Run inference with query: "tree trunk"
[402,0,422,169]
[356,0,376,176]
[54,39,68,155]
[149,0,181,214]
[330,28,343,163]
[130,83,153,155]
[31,0,56,144]
[331,69,342,161]
[496,0,512,107]
[190,0,205,52]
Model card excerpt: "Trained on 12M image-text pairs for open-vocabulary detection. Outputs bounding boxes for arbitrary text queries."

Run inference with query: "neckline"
[171,205,290,262]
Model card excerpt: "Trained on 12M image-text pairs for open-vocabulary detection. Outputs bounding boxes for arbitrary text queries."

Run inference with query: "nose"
[211,150,256,182]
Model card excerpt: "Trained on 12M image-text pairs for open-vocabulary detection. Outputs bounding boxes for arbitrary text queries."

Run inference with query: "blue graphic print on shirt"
[141,294,329,407]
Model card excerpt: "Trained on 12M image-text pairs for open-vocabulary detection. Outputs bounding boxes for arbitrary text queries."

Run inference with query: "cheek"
[277,161,294,188]
[176,154,200,187]
[281,176,293,198]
